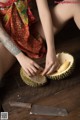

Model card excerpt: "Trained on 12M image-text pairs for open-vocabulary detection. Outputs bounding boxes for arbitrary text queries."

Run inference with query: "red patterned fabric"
[0,0,16,7]
[0,0,46,58]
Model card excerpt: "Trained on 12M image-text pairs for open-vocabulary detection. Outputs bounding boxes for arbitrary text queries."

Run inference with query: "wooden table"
[1,36,80,120]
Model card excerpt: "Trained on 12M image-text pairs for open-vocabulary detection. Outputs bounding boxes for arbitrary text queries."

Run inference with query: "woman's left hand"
[41,50,59,76]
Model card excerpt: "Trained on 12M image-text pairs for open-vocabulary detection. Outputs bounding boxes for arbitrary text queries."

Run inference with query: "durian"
[20,67,47,87]
[47,52,74,80]
[57,60,70,73]
[20,52,74,86]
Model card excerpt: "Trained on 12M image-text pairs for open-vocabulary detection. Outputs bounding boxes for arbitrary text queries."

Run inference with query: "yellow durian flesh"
[57,60,70,73]
[20,67,47,87]
[48,52,74,80]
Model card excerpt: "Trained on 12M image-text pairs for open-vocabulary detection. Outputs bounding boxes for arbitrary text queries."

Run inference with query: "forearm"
[0,24,21,57]
[36,0,55,51]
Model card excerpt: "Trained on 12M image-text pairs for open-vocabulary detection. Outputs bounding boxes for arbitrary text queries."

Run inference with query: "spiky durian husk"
[48,64,74,80]
[20,68,47,87]
[47,52,74,80]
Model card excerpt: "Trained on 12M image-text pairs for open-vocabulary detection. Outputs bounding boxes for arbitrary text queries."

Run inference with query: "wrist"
[47,45,55,52]
[47,46,56,56]
[47,40,55,50]
[15,52,24,60]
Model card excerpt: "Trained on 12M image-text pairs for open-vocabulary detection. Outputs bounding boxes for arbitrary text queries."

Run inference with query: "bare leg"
[35,0,80,38]
[0,43,16,80]
[50,0,80,30]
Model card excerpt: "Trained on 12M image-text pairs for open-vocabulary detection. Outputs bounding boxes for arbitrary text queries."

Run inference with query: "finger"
[47,62,59,75]
[46,64,56,75]
[41,68,49,76]
[30,66,38,73]
[25,68,32,77]
[31,66,43,75]
[41,64,53,76]
[28,68,36,76]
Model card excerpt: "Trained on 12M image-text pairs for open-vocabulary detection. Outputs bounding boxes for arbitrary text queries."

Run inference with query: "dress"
[0,0,46,58]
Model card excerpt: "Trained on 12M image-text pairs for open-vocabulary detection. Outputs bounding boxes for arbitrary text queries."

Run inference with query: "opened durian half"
[20,52,74,86]
[47,52,74,80]
[20,68,47,87]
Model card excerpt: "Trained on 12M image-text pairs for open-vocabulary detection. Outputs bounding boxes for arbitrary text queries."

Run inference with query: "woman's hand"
[42,49,59,76]
[16,52,43,76]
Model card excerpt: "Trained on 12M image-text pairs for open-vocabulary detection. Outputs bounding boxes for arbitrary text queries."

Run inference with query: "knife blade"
[30,105,68,116]
[9,101,68,116]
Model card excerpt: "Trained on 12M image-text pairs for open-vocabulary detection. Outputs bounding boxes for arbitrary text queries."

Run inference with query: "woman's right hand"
[16,52,43,76]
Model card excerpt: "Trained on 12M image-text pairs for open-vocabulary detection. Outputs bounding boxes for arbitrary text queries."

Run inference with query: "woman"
[0,0,80,79]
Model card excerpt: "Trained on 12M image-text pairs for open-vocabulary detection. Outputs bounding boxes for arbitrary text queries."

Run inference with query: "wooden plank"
[2,83,80,120]
[1,37,80,120]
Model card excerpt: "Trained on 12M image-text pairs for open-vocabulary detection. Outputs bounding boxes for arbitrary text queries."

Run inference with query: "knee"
[73,0,80,29]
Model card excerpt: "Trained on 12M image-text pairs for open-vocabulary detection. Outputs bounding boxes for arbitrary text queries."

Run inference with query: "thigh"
[0,43,16,78]
[35,2,75,38]
[50,2,74,29]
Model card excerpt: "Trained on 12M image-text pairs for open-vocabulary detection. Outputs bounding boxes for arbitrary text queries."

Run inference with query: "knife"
[9,101,68,116]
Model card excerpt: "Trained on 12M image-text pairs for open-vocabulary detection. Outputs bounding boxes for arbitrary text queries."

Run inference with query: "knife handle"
[9,101,32,109]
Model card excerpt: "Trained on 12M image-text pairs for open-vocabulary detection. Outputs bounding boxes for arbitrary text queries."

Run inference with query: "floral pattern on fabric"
[0,0,46,58]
